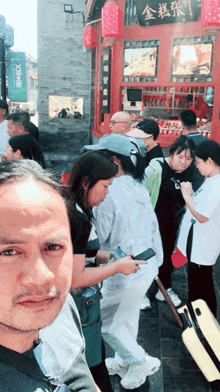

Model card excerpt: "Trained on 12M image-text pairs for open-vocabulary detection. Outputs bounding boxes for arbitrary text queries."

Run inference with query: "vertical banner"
[7,51,27,102]
[102,46,111,113]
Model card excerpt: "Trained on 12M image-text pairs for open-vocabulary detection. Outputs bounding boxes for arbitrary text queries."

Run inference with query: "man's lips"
[16,295,57,309]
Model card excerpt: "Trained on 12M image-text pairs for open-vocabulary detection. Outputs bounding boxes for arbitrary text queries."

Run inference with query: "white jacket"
[93,175,163,288]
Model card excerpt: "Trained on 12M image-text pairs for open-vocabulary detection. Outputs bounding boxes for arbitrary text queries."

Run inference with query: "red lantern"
[201,0,220,29]
[83,25,97,50]
[102,0,122,40]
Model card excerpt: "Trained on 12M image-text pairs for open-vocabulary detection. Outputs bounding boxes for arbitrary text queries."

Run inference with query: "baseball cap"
[84,134,134,157]
[126,119,159,139]
[0,99,8,113]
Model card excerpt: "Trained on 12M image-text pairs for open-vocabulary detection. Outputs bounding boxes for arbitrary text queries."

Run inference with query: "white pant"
[101,268,156,366]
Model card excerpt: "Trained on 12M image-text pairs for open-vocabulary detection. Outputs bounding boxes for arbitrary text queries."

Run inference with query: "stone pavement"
[105,255,220,392]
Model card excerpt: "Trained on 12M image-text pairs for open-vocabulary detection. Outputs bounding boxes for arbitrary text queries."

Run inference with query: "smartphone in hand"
[114,247,127,260]
[133,248,155,261]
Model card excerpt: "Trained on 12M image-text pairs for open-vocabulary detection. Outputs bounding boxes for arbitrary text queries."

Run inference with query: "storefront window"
[124,0,139,25]
[171,35,215,83]
[48,95,83,119]
[123,40,160,83]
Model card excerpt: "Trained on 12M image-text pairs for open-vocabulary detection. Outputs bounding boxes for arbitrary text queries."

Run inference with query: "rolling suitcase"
[155,276,220,383]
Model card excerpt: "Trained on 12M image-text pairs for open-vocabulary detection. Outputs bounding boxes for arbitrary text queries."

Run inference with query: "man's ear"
[20,125,27,134]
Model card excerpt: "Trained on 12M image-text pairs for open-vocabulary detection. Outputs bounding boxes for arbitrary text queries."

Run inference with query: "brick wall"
[37,0,93,172]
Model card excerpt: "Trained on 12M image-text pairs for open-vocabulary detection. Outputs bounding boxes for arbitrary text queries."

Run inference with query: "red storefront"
[84,0,220,146]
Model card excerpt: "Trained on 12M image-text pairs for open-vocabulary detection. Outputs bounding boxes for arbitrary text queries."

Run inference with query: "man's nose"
[20,255,54,287]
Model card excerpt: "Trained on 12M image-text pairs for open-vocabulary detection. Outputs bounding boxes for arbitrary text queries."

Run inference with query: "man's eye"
[0,249,18,256]
[46,244,62,251]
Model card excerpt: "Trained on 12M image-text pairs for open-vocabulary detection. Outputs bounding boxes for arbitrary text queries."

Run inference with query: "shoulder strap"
[148,157,165,175]
[0,344,48,383]
[130,140,140,153]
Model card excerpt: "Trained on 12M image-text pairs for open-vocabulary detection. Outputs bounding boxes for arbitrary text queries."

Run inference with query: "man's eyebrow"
[45,235,69,243]
[0,235,69,245]
[0,237,24,245]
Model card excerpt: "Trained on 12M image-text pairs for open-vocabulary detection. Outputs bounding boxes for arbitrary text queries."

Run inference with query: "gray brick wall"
[37,0,93,172]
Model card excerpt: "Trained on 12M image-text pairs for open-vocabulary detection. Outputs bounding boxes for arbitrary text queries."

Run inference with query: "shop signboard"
[7,51,27,102]
[135,0,200,26]
[102,46,111,113]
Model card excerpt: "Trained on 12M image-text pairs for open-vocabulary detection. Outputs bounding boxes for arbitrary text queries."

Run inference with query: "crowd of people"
[0,96,220,391]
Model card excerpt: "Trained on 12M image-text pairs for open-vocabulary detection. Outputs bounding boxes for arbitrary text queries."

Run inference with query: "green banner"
[7,51,27,102]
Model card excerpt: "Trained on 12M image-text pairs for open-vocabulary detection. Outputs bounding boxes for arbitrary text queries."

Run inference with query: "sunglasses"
[110,120,127,125]
[34,339,71,391]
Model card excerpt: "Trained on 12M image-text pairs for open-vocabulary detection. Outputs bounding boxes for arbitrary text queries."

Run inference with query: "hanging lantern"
[102,0,122,41]
[83,25,97,50]
[201,0,220,30]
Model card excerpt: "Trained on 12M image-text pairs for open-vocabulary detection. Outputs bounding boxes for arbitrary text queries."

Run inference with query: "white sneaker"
[105,357,128,378]
[140,295,151,310]
[155,288,181,307]
[121,355,161,389]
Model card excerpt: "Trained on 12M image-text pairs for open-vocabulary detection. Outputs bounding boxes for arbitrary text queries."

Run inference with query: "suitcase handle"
[187,303,220,374]
[155,276,183,329]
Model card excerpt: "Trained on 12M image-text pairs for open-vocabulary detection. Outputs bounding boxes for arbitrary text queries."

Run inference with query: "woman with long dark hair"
[178,140,220,317]
[68,150,146,392]
[5,134,46,168]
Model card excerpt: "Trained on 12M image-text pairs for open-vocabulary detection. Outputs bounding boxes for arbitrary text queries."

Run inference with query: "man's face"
[110,114,127,135]
[0,180,73,333]
[7,120,22,137]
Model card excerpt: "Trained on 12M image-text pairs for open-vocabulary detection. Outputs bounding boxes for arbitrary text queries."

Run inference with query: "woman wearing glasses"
[144,136,203,306]
[68,151,145,392]
[177,140,220,317]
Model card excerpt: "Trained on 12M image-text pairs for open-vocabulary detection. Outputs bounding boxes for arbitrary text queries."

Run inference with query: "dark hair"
[137,119,159,140]
[7,112,30,133]
[20,111,30,121]
[185,94,193,103]
[0,160,73,219]
[0,99,8,114]
[68,151,118,219]
[180,110,197,129]
[196,140,220,166]
[169,135,196,158]
[8,134,45,168]
[100,149,145,182]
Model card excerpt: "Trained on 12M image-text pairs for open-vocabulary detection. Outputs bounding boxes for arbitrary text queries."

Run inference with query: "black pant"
[188,261,217,317]
[157,219,179,289]
[90,341,113,392]
[186,221,217,317]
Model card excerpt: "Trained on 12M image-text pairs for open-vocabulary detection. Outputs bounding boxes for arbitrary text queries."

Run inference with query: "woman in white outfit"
[177,140,220,317]
[85,134,163,390]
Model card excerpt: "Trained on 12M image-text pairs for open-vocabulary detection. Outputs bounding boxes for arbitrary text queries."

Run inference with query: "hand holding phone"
[133,248,156,261]
[114,247,155,262]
